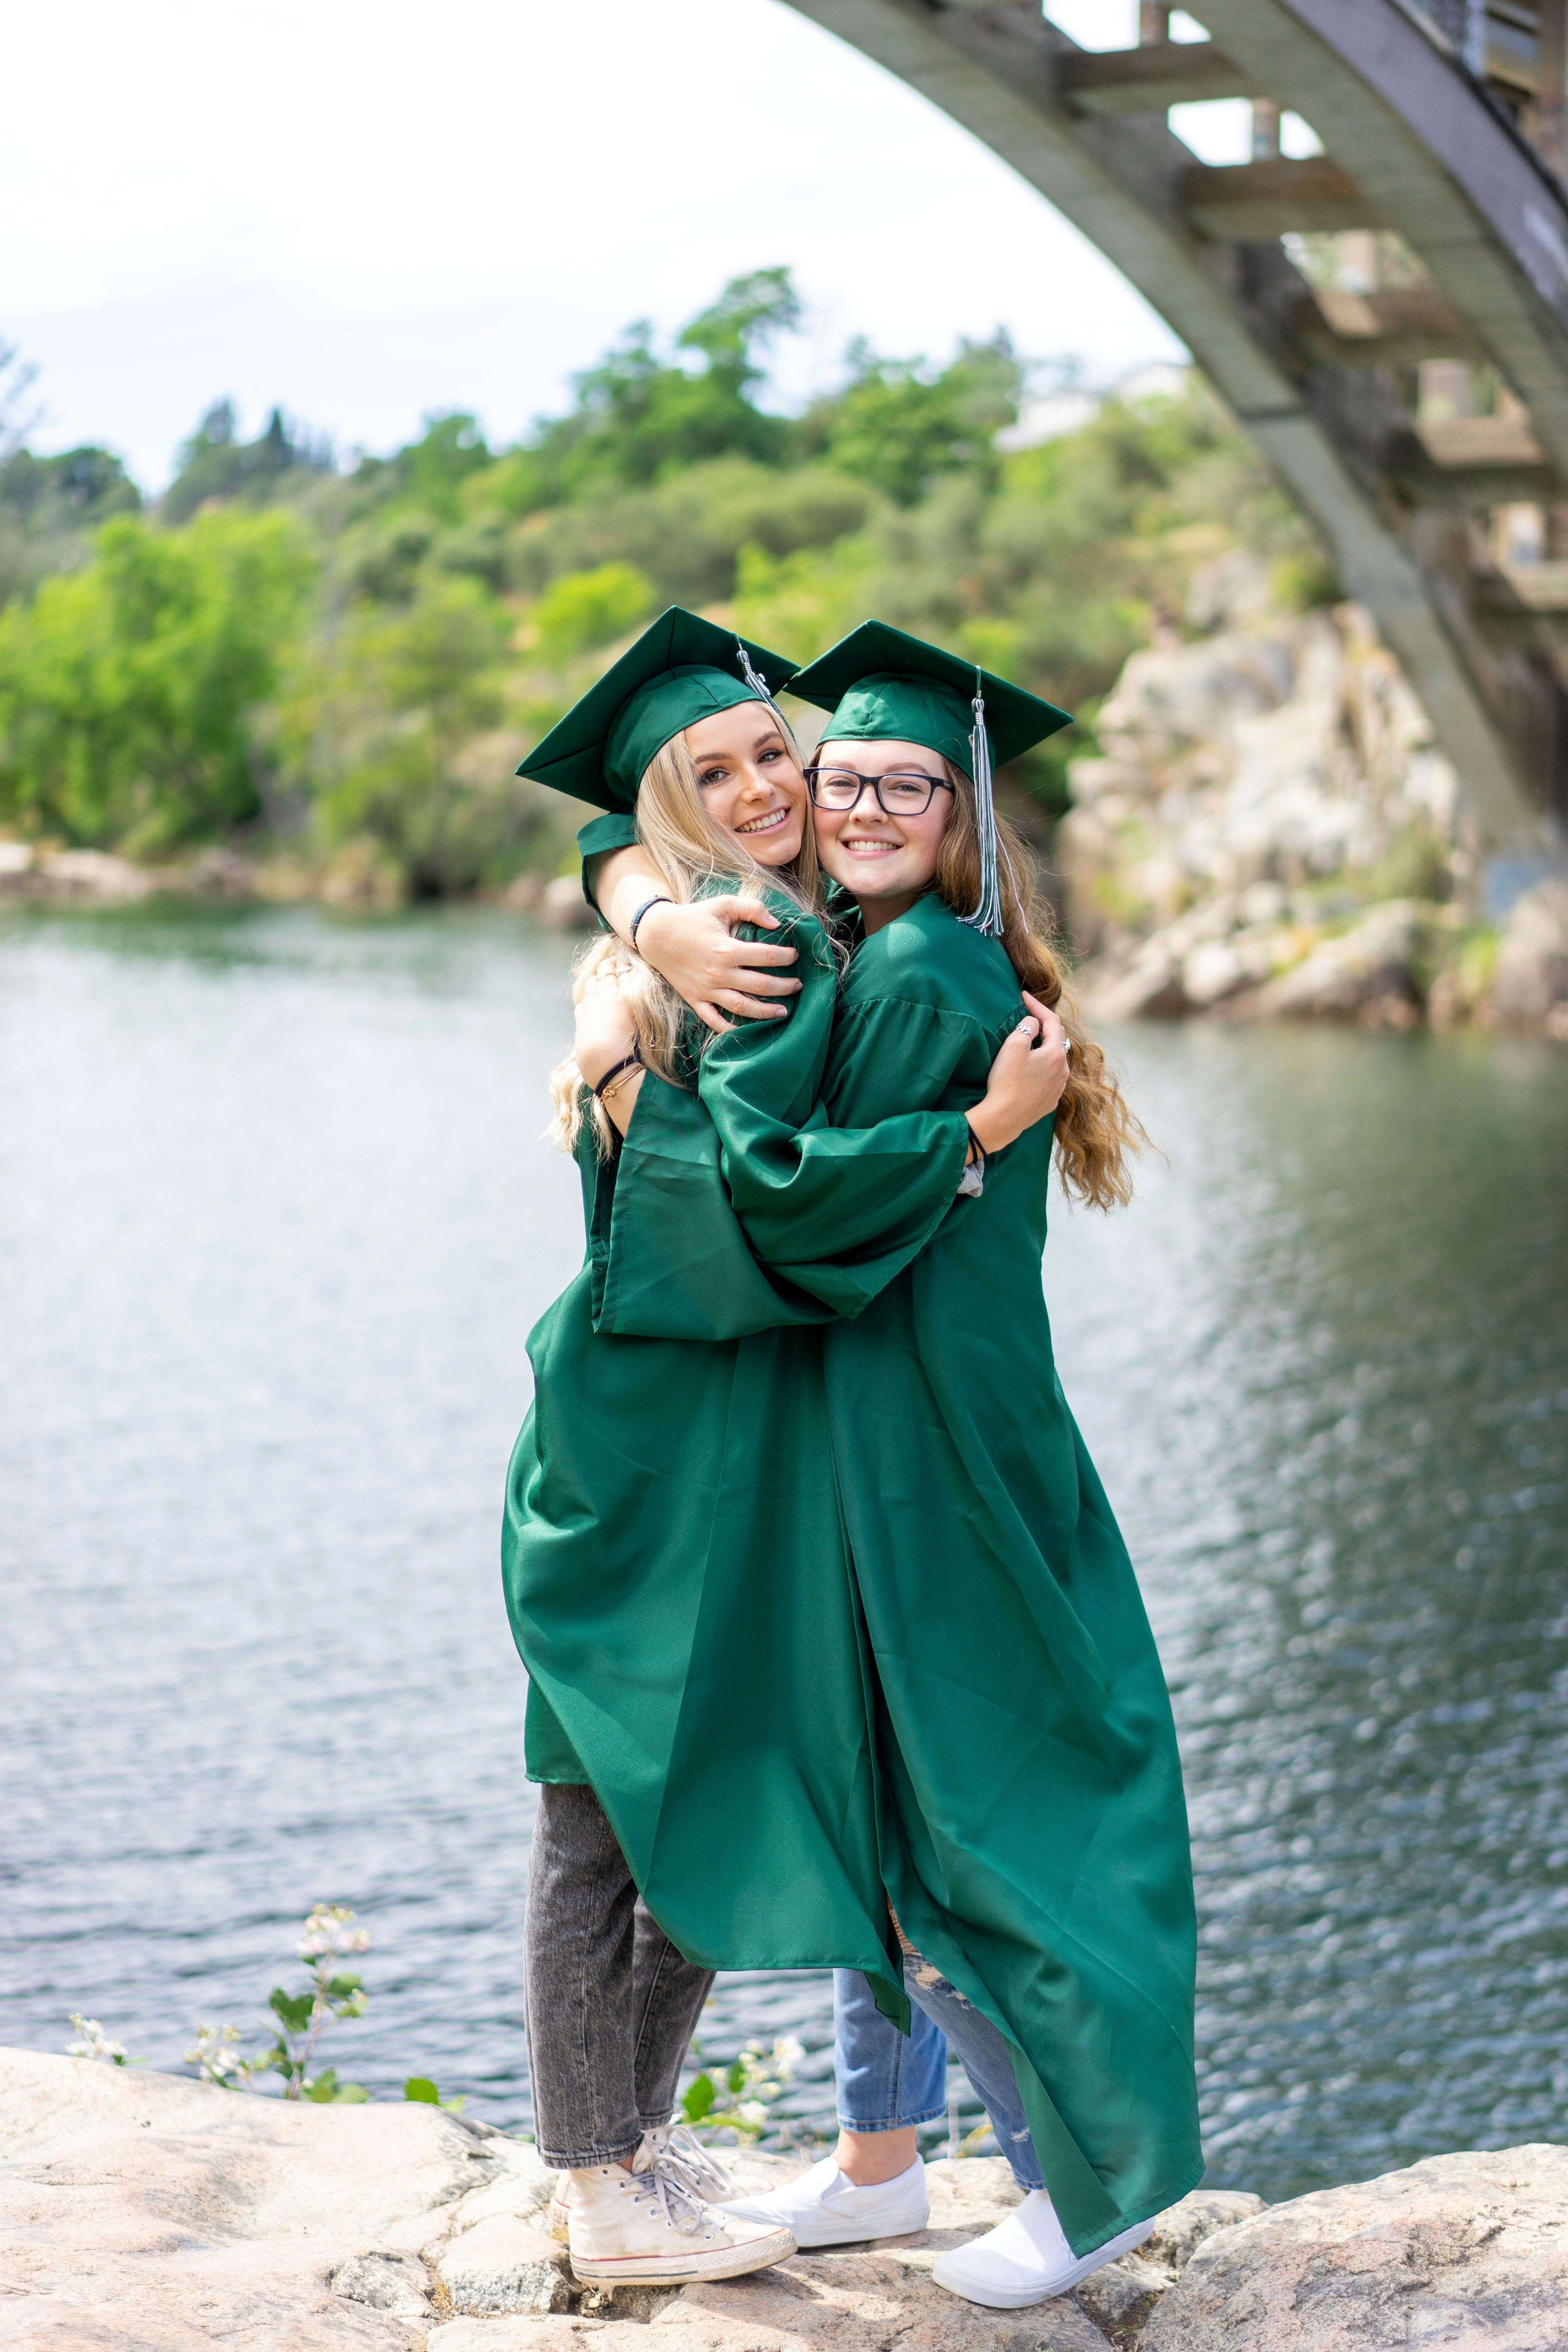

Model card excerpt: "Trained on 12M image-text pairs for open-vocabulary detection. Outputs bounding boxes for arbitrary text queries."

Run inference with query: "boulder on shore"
[1141,2144,1568,2351]
[1485,877,1568,1036]
[4,2049,1566,2348]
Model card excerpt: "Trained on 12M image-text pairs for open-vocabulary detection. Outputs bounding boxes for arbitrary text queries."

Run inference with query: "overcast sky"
[4,0,1211,489]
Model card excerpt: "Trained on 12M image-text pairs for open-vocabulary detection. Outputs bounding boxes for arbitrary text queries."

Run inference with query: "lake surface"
[2,902,1566,2201]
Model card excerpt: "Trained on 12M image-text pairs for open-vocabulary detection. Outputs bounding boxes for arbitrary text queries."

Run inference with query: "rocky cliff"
[1055,587,1568,1038]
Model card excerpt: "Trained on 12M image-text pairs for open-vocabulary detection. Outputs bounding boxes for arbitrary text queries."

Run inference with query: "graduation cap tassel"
[734,638,782,724]
[960,673,1005,939]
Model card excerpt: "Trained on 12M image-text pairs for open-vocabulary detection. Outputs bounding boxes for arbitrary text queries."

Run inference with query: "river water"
[2,902,1565,2201]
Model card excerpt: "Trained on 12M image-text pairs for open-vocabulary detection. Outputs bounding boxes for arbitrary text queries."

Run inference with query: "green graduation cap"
[516,606,799,815]
[789,620,1071,938]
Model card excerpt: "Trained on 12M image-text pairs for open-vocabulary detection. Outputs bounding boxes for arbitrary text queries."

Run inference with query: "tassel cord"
[960,673,1005,938]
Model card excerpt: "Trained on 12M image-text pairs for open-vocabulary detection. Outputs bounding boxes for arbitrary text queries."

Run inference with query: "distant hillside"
[0,274,1333,905]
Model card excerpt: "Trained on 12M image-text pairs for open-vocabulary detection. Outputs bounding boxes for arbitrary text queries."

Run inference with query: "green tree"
[807,335,1024,506]
[399,412,492,525]
[532,561,654,661]
[162,402,333,525]
[490,269,801,506]
[0,507,316,849]
[268,575,523,895]
[0,442,142,609]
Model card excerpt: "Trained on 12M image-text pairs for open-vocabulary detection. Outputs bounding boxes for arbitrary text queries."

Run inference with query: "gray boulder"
[1142,2144,1568,2350]
[1247,900,1427,1024]
[1486,877,1568,1033]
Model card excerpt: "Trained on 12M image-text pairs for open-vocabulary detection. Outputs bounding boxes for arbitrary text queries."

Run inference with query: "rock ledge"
[4,2050,1565,2348]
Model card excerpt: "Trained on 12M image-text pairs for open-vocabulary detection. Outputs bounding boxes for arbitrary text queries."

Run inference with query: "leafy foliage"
[801,334,1023,506]
[679,2034,804,2143]
[0,440,141,608]
[264,576,521,895]
[162,401,334,527]
[533,561,655,661]
[0,507,314,851]
[0,272,1325,890]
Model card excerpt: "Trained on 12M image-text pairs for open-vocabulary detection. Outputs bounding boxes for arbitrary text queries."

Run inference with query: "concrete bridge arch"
[782,0,1568,875]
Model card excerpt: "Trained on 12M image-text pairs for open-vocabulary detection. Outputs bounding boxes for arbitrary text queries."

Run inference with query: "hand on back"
[968,994,1070,1156]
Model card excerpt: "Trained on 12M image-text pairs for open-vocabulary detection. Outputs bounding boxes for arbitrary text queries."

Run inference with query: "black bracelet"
[592,1048,642,1102]
[628,895,672,954]
[964,1118,987,1176]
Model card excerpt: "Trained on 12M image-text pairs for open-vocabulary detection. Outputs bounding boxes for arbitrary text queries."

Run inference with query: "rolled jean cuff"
[536,2136,641,2171]
[836,2098,948,2131]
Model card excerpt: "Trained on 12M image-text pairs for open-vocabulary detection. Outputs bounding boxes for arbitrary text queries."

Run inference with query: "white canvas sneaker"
[932,2190,1153,2309]
[566,2159,794,2285]
[548,2123,736,2243]
[720,2153,930,2248]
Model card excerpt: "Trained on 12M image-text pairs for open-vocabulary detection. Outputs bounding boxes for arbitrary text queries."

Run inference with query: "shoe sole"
[570,2230,795,2285]
[720,2202,929,2250]
[932,2219,1155,2310]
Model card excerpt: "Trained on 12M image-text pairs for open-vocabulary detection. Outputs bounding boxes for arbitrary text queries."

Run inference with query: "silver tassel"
[960,671,1005,938]
[734,638,781,722]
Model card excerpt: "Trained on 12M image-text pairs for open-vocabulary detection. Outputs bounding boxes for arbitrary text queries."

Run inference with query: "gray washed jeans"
[524,1782,714,2168]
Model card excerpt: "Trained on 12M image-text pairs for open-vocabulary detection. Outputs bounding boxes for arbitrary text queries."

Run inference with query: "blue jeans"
[833,1964,1046,2192]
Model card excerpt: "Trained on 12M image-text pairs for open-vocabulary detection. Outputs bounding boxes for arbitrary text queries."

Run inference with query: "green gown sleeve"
[594,913,975,1339]
[575,810,640,918]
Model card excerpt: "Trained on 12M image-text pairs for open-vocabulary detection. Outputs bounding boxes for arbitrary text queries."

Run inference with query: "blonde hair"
[551,717,825,1156]
[933,758,1148,1211]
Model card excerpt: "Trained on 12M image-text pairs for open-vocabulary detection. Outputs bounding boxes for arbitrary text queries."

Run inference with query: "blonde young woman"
[503,610,1064,2291]
[569,622,1201,2312]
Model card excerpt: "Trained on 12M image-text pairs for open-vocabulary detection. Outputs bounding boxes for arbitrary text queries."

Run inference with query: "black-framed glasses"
[805,766,956,816]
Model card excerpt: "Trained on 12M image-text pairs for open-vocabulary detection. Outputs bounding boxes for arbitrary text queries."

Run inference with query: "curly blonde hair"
[932,759,1148,1210]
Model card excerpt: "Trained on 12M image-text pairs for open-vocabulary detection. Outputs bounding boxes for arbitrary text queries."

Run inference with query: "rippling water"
[2,903,1565,2201]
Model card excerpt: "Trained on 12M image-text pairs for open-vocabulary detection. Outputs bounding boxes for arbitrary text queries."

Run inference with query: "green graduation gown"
[503,898,974,2020]
[592,893,1202,2253]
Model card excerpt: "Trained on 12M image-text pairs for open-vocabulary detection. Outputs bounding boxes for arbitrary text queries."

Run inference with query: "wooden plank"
[1420,414,1548,466]
[1295,287,1483,367]
[1183,157,1380,237]
[1484,558,1568,610]
[1388,418,1562,505]
[1056,42,1251,114]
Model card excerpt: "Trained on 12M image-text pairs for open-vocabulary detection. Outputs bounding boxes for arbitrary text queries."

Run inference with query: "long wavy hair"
[550,719,823,1156]
[933,756,1148,1210]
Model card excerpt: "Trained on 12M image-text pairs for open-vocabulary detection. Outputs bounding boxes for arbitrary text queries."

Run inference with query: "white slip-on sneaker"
[932,2190,1153,2309]
[549,2122,737,2244]
[720,2153,930,2249]
[566,2160,794,2285]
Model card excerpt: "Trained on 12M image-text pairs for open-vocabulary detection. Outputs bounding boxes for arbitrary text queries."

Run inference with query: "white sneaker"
[548,2123,736,2243]
[566,2160,794,2285]
[932,2190,1153,2309]
[720,2154,930,2249]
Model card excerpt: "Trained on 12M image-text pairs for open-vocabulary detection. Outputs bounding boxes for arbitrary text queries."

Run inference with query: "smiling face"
[682,703,807,867]
[809,738,958,929]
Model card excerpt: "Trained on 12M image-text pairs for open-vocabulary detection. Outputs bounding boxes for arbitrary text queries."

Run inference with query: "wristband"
[592,1048,642,1102]
[628,895,673,955]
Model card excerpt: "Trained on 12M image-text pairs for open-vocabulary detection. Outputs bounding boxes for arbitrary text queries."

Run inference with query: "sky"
[2,0,1254,490]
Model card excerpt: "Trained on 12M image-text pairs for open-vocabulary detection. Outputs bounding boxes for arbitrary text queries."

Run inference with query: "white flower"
[297,1903,371,1961]
[185,2024,241,2077]
[735,2100,768,2131]
[772,2036,805,2077]
[66,2014,125,2063]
